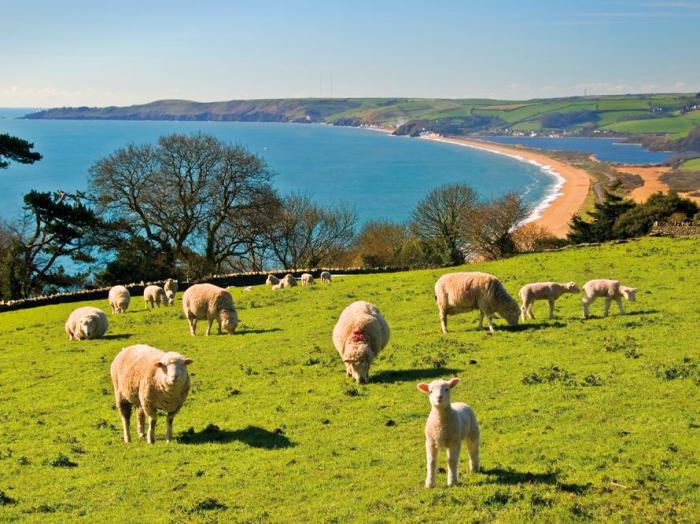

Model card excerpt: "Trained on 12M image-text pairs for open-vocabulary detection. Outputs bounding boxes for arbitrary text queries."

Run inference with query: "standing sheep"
[108,285,131,314]
[182,283,239,335]
[65,306,109,340]
[300,273,315,286]
[265,274,280,287]
[418,378,480,488]
[332,301,390,384]
[144,285,167,309]
[320,271,332,284]
[435,272,520,333]
[582,279,637,319]
[110,344,192,443]
[519,281,579,320]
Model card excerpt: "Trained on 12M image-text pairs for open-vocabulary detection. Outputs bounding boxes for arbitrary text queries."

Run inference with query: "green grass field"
[603,111,700,139]
[679,157,700,172]
[1,238,699,522]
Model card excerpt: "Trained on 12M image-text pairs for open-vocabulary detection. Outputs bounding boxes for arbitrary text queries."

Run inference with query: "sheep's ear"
[184,358,193,366]
[154,362,166,370]
[448,378,460,389]
[417,383,430,393]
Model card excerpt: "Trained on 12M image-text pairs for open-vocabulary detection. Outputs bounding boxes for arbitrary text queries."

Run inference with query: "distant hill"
[24,93,700,144]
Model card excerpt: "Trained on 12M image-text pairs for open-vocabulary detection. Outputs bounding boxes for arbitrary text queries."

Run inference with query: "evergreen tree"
[0,134,42,169]
[568,186,635,243]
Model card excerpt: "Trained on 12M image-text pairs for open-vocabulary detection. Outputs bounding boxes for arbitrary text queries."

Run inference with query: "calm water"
[0,117,556,223]
[485,135,671,164]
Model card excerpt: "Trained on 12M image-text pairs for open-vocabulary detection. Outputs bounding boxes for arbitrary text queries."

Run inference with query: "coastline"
[420,135,591,238]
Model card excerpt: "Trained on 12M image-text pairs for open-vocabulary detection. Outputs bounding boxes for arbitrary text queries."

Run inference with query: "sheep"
[110,344,192,443]
[164,278,178,294]
[519,281,579,321]
[64,306,109,341]
[418,378,480,488]
[182,283,239,335]
[332,301,390,384]
[300,273,315,286]
[265,274,280,287]
[165,289,175,306]
[108,285,131,314]
[144,285,166,309]
[582,279,637,319]
[320,271,332,283]
[272,274,297,290]
[435,272,520,333]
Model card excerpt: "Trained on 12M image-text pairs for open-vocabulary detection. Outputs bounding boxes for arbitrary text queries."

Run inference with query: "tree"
[568,186,635,243]
[465,194,530,260]
[613,192,698,238]
[410,183,479,265]
[350,221,412,267]
[0,134,42,170]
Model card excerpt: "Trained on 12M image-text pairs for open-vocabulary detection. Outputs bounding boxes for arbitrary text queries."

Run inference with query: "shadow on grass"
[177,424,293,449]
[481,467,589,494]
[235,327,283,335]
[505,322,567,332]
[583,309,659,320]
[101,334,132,340]
[372,368,461,384]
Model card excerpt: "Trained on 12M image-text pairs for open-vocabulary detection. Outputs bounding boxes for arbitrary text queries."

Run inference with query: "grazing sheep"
[165,289,175,306]
[332,301,390,384]
[182,283,239,335]
[418,378,480,488]
[265,274,280,287]
[164,278,178,294]
[320,271,332,284]
[65,306,109,341]
[435,272,520,333]
[108,285,131,314]
[110,344,192,443]
[519,281,579,320]
[144,285,166,309]
[582,279,637,319]
[300,273,315,286]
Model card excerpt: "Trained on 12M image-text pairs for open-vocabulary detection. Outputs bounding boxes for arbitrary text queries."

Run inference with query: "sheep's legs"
[616,298,625,315]
[146,414,157,444]
[520,304,527,321]
[603,298,611,317]
[165,413,175,442]
[439,308,448,334]
[467,437,480,472]
[136,407,146,439]
[117,400,132,443]
[447,443,461,486]
[582,296,594,318]
[478,312,484,329]
[487,315,496,333]
[548,299,555,319]
[425,440,437,488]
[187,317,197,336]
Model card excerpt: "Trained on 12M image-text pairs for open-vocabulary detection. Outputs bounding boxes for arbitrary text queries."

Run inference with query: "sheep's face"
[502,301,521,326]
[418,378,460,408]
[156,353,192,387]
[220,312,238,334]
[344,331,372,383]
[566,282,580,293]
[622,287,637,302]
[79,317,96,339]
[265,275,277,286]
[344,352,371,384]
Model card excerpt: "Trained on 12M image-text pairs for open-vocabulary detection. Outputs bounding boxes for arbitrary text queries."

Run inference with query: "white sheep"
[300,273,315,286]
[435,272,520,333]
[165,289,175,306]
[110,344,192,443]
[164,278,178,294]
[64,306,109,340]
[332,301,390,384]
[320,271,332,284]
[519,281,579,320]
[582,279,637,319]
[265,274,280,287]
[418,378,480,488]
[272,274,297,290]
[144,285,166,309]
[108,285,131,314]
[182,283,239,335]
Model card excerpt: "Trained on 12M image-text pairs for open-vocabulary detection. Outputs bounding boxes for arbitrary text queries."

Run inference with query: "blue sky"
[1,0,699,106]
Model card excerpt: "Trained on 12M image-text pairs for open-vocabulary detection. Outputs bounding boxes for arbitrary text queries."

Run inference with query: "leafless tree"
[465,193,530,260]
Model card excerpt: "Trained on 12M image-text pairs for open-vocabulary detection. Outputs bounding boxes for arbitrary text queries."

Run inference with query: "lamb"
[582,279,637,319]
[418,378,480,488]
[165,289,175,306]
[272,274,297,290]
[110,344,192,443]
[108,285,131,314]
[300,273,315,286]
[182,283,239,335]
[164,278,178,294]
[332,301,390,384]
[143,285,167,309]
[320,271,332,284]
[64,306,109,340]
[435,272,520,333]
[265,274,280,287]
[519,281,579,320]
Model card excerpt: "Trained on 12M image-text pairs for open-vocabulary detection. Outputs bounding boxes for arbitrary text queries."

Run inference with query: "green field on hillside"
[603,111,700,138]
[680,157,700,172]
[1,238,699,522]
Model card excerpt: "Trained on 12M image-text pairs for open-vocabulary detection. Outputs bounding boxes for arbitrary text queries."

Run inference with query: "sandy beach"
[422,136,591,238]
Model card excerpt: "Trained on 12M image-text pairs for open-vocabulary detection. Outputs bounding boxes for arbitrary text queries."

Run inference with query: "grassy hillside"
[679,157,700,172]
[0,238,699,522]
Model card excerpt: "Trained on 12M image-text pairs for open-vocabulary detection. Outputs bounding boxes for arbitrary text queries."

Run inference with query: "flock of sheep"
[62,270,637,487]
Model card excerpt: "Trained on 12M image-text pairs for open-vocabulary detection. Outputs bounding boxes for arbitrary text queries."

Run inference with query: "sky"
[1,0,699,107]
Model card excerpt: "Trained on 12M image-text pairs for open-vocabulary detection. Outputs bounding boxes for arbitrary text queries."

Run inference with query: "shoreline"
[420,135,591,238]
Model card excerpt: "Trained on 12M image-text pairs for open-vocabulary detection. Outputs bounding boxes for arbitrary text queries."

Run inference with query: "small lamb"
[111,344,192,443]
[182,283,239,335]
[65,306,109,340]
[144,285,166,309]
[519,281,579,320]
[108,285,131,314]
[300,273,315,286]
[320,271,332,284]
[265,274,280,287]
[582,279,637,318]
[418,378,480,488]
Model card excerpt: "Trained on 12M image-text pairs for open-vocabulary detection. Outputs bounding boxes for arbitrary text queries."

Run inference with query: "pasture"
[0,237,698,522]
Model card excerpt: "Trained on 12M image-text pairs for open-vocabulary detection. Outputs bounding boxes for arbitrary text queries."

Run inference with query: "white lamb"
[64,306,109,340]
[182,283,239,335]
[435,272,520,333]
[320,271,332,284]
[300,273,315,286]
[108,285,131,314]
[143,285,166,309]
[110,344,192,443]
[519,281,579,320]
[582,279,637,319]
[165,289,175,306]
[418,378,480,488]
[265,274,280,287]
[272,274,297,290]
[332,301,390,384]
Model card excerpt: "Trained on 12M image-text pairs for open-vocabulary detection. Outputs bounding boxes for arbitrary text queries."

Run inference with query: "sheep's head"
[565,281,580,293]
[155,352,192,387]
[220,310,239,334]
[265,275,278,286]
[417,378,459,408]
[343,330,372,384]
[79,316,97,339]
[501,299,521,326]
[621,286,637,302]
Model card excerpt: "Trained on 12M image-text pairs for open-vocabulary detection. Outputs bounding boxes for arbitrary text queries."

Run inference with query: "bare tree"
[465,193,530,260]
